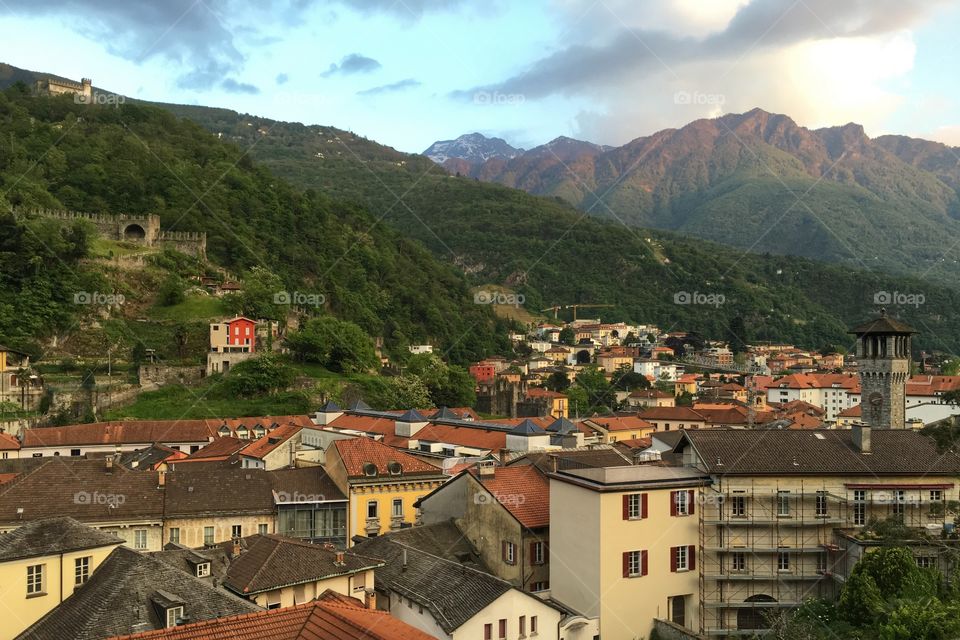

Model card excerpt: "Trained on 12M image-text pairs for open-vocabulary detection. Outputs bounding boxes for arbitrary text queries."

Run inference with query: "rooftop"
[0,516,122,561]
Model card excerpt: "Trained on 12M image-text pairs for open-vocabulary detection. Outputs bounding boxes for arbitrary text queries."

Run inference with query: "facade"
[0,344,42,411]
[207,316,257,375]
[549,464,708,640]
[849,312,914,429]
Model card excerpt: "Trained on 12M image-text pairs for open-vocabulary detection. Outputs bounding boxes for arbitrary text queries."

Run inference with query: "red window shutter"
[641,550,648,576]
[622,551,630,578]
[670,546,677,572]
[670,491,678,517]
[622,494,630,519]
[689,545,696,570]
[688,490,696,515]
[641,493,648,519]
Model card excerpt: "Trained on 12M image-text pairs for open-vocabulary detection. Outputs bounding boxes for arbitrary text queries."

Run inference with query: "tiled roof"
[411,425,507,450]
[628,389,672,398]
[109,590,438,640]
[20,546,260,640]
[849,314,916,334]
[0,432,20,450]
[22,421,217,447]
[163,467,275,517]
[583,416,654,432]
[470,466,549,529]
[637,406,706,422]
[186,437,247,460]
[354,522,487,571]
[526,388,567,399]
[350,537,514,634]
[0,458,164,525]
[268,467,346,503]
[119,444,184,470]
[333,438,442,478]
[223,535,383,595]
[838,405,862,417]
[0,517,122,561]
[678,428,960,475]
[507,446,632,472]
[240,424,302,460]
[906,375,960,397]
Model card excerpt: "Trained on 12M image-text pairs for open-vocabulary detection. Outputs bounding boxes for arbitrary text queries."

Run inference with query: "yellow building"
[324,436,446,541]
[549,464,708,639]
[0,517,123,640]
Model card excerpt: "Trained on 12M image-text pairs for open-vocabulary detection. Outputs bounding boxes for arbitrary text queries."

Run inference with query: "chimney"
[364,589,377,610]
[157,470,166,487]
[498,448,509,464]
[335,551,345,566]
[852,424,871,454]
[401,548,408,572]
[105,456,114,472]
[232,538,242,558]
[478,460,496,478]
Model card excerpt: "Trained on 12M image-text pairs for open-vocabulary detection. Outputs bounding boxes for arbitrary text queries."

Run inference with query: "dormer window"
[166,606,184,628]
[218,425,230,436]
[387,461,402,476]
[196,562,210,578]
[253,427,266,438]
[363,462,378,477]
[236,428,248,439]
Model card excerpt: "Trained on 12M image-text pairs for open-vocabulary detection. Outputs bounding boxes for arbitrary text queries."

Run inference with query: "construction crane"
[540,303,615,321]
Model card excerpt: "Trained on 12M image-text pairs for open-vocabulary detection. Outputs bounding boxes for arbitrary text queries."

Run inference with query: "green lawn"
[147,294,229,321]
[103,384,311,419]
[90,238,156,259]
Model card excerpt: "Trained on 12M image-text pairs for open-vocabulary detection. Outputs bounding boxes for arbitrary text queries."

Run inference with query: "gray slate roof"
[354,521,488,571]
[0,517,122,562]
[677,428,960,475]
[351,535,514,634]
[17,546,259,640]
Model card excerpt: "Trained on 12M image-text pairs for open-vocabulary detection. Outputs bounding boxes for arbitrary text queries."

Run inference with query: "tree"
[611,364,650,391]
[727,315,748,354]
[571,366,616,414]
[942,359,960,376]
[221,355,296,396]
[545,370,571,393]
[558,327,575,346]
[404,354,476,407]
[286,316,379,374]
[224,267,287,321]
[157,274,185,307]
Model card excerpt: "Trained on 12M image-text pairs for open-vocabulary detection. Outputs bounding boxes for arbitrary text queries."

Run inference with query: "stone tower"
[849,309,915,429]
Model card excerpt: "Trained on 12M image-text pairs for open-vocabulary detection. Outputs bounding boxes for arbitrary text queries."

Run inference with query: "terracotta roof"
[187,437,247,460]
[617,437,653,450]
[333,438,442,478]
[838,405,862,418]
[526,388,567,399]
[223,535,383,595]
[470,466,549,528]
[905,375,960,397]
[628,389,672,398]
[22,421,217,447]
[240,424,302,460]
[0,432,20,450]
[583,416,654,432]
[412,425,507,450]
[767,373,860,391]
[637,406,706,421]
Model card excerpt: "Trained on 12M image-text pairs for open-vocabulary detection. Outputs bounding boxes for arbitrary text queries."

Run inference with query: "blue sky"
[1,0,958,153]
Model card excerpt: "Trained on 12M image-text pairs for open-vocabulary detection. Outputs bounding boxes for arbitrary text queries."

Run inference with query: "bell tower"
[849,309,915,429]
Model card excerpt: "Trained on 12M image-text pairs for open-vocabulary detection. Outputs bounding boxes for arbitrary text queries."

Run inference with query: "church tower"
[849,310,915,429]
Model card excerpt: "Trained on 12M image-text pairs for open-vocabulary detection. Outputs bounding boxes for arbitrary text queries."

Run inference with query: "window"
[532,541,546,565]
[70,448,81,457]
[531,616,538,635]
[498,619,507,640]
[169,528,180,544]
[27,564,44,595]
[931,490,943,503]
[624,493,646,519]
[203,526,215,546]
[231,524,242,539]
[484,623,493,640]
[258,524,268,535]
[916,556,936,569]
[676,546,688,571]
[166,606,184,628]
[623,550,647,577]
[893,489,905,516]
[731,495,746,517]
[816,491,828,517]
[817,552,828,574]
[530,581,549,592]
[520,615,526,637]
[853,489,866,526]
[503,541,517,565]
[392,499,403,518]
[731,552,746,572]
[367,501,378,519]
[777,551,791,572]
[671,490,693,516]
[196,562,211,578]
[75,556,90,585]
[670,595,686,627]
[134,529,147,550]
[671,545,695,572]
[777,491,791,517]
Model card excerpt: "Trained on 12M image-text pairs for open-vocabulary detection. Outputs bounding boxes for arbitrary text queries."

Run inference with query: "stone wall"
[652,619,703,640]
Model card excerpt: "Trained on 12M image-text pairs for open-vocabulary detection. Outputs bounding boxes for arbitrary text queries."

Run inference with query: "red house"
[469,363,496,385]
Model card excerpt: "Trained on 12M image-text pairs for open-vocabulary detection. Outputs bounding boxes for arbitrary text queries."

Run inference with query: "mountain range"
[425,112,960,286]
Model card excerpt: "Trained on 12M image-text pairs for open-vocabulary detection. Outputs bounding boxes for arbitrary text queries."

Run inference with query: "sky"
[0,0,958,153]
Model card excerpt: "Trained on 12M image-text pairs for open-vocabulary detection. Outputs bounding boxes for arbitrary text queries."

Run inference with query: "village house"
[0,344,42,411]
[626,389,675,409]
[637,406,707,432]
[581,416,657,443]
[207,316,257,375]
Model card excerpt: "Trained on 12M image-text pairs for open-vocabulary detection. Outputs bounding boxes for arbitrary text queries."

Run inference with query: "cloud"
[221,78,260,94]
[357,78,422,96]
[276,73,289,85]
[321,53,382,77]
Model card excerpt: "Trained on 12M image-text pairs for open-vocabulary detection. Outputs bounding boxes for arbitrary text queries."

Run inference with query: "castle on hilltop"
[23,209,207,259]
[34,76,93,100]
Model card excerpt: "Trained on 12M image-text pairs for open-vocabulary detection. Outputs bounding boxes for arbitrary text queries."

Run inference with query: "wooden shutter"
[530,542,537,565]
[689,545,696,570]
[670,491,678,516]
[622,551,630,578]
[670,546,677,572]
[688,489,696,515]
[641,550,648,576]
[622,494,630,519]
[501,540,507,562]
[641,493,648,519]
